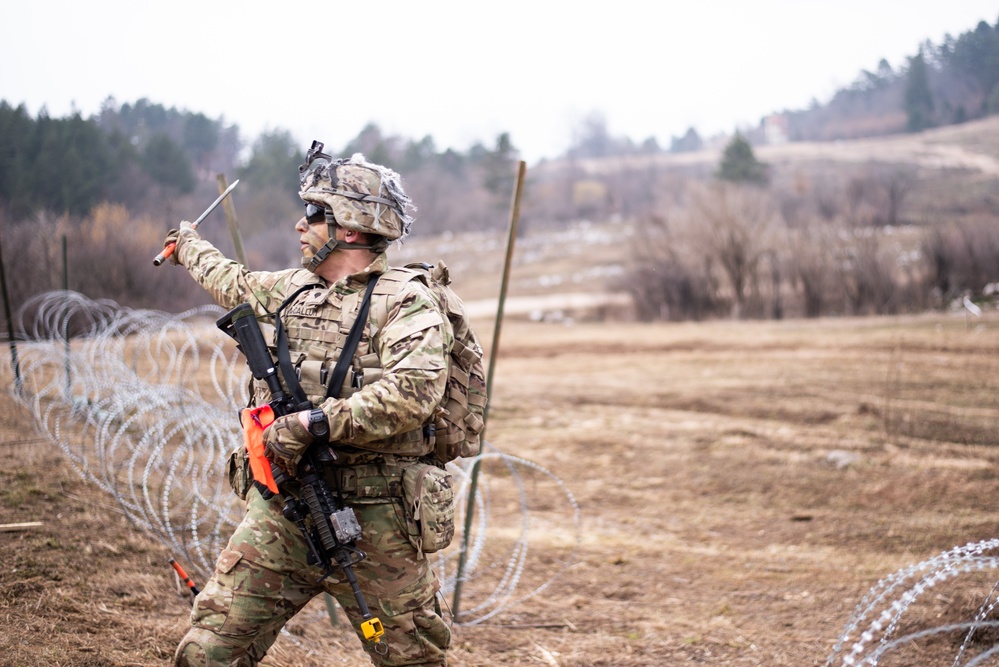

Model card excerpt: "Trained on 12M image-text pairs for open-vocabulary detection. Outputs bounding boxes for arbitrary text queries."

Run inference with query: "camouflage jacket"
[176,235,452,457]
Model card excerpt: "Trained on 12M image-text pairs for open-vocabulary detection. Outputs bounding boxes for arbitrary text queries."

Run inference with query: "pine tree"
[237,130,300,194]
[905,49,935,132]
[141,133,195,194]
[716,133,769,186]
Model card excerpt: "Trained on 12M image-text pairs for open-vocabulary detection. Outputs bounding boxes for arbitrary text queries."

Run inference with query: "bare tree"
[687,183,779,318]
[785,218,845,317]
[622,214,720,321]
[846,167,915,226]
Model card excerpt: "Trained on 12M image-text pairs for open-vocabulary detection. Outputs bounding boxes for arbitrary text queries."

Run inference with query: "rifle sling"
[273,284,321,409]
[326,275,379,400]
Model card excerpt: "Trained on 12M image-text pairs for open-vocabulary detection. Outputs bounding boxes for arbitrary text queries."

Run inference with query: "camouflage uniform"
[173,235,454,667]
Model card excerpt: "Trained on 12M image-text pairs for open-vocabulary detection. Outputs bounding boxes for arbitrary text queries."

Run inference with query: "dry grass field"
[3,307,999,666]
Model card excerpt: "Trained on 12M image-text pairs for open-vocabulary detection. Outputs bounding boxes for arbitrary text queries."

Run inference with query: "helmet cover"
[299,143,414,242]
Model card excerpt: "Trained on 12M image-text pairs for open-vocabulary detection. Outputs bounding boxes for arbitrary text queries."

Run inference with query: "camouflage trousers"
[174,486,451,666]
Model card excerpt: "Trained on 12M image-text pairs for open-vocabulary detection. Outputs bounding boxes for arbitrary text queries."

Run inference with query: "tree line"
[3,98,992,325]
[0,99,240,220]
[0,98,517,230]
[781,16,999,141]
[0,97,524,320]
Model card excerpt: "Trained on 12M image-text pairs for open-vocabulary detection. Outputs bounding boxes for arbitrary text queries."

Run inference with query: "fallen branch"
[0,521,44,532]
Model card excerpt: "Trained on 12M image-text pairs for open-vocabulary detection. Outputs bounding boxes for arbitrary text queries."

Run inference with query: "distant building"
[763,114,789,144]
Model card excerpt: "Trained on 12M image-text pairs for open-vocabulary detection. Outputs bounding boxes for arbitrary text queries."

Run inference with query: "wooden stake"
[452,160,526,620]
[217,174,249,268]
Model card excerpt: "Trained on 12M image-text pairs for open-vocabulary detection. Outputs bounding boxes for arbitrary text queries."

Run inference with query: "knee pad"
[174,627,252,667]
[174,635,207,667]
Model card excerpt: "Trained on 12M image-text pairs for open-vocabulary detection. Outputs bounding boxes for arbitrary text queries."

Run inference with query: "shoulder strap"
[369,266,426,331]
[325,275,379,399]
[272,283,322,409]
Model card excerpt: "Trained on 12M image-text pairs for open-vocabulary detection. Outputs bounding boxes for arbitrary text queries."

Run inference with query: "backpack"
[373,261,488,464]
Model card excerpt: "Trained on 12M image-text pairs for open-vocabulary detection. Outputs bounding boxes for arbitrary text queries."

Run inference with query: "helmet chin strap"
[305,237,380,272]
[303,214,389,273]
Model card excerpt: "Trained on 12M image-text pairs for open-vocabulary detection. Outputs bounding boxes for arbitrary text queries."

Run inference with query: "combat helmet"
[298,141,414,272]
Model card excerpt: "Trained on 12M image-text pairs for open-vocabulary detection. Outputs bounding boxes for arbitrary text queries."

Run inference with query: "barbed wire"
[825,539,999,666]
[6,290,580,629]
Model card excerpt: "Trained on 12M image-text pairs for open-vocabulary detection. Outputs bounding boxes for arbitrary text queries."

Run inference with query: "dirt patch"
[3,311,999,665]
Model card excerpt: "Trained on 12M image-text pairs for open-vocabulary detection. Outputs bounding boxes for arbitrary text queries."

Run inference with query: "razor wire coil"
[7,290,581,631]
[826,540,999,666]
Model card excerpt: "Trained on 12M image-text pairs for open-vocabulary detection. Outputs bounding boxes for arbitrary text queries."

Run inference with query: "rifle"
[216,303,385,649]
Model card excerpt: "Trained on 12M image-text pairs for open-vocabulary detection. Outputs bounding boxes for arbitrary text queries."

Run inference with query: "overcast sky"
[2,1,997,163]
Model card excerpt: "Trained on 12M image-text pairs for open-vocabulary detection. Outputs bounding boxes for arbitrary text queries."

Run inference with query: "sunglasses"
[304,202,327,225]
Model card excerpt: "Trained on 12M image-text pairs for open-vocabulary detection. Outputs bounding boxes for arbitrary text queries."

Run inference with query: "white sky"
[2,1,997,163]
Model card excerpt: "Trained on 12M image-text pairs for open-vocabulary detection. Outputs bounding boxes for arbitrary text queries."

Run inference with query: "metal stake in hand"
[153,179,240,266]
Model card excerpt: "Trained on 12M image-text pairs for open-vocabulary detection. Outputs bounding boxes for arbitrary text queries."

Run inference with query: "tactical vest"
[251,269,435,458]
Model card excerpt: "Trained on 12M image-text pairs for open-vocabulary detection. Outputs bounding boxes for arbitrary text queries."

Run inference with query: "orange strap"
[241,405,278,493]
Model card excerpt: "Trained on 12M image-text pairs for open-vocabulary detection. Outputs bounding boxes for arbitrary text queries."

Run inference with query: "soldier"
[167,145,454,666]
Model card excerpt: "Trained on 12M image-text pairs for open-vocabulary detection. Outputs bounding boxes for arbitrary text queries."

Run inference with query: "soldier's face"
[296,203,331,261]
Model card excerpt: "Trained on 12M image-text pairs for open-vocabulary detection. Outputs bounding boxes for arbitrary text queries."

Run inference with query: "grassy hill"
[392,117,999,324]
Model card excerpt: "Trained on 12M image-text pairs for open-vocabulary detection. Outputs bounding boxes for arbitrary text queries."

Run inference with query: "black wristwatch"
[307,408,330,440]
